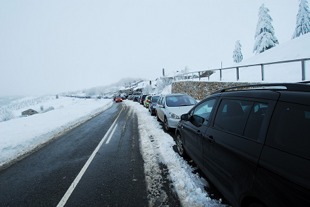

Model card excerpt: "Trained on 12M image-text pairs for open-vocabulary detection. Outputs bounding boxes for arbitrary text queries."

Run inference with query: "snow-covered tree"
[233,40,243,63]
[253,4,279,54]
[292,0,310,39]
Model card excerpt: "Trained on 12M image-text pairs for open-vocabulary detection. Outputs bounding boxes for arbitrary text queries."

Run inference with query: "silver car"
[156,94,197,131]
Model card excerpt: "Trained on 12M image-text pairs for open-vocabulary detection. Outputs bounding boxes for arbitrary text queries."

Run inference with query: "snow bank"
[125,100,225,207]
[0,96,113,168]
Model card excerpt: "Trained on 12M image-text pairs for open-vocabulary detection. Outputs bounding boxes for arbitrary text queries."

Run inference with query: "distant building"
[22,109,38,116]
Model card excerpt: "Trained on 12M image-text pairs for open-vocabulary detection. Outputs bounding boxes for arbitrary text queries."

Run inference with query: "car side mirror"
[181,114,189,121]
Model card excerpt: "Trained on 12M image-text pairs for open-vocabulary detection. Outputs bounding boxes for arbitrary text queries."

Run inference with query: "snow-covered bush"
[43,106,55,113]
[0,109,15,122]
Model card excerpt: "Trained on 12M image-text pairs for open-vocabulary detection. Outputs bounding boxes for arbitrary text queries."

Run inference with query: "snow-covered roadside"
[124,100,225,207]
[0,97,113,169]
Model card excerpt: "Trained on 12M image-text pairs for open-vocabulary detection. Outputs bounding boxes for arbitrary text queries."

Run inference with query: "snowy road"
[0,103,181,206]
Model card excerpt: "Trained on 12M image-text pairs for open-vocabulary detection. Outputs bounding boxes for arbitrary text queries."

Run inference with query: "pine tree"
[233,40,243,63]
[253,4,279,54]
[292,0,310,39]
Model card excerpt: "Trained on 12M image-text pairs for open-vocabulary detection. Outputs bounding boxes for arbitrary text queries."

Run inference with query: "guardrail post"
[220,69,222,81]
[261,64,265,81]
[302,60,306,81]
[236,67,239,81]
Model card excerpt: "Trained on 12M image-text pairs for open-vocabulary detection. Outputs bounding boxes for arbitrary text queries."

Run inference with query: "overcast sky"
[0,0,298,96]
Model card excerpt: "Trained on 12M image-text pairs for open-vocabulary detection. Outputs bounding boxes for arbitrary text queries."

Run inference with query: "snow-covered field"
[0,96,113,168]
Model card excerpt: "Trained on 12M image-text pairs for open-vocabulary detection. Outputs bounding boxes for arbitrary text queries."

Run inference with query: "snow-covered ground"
[0,96,113,168]
[125,100,225,207]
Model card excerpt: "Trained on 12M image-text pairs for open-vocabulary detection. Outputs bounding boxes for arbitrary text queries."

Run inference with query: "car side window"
[244,102,269,140]
[266,102,310,159]
[162,97,166,106]
[214,99,252,135]
[192,99,217,123]
[158,97,163,105]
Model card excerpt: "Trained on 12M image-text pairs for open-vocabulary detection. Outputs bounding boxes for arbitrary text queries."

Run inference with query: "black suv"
[175,83,310,207]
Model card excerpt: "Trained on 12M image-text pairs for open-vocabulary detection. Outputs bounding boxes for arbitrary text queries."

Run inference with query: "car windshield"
[166,95,196,107]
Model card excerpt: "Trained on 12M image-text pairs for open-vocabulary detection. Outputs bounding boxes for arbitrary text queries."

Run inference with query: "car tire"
[164,117,170,132]
[176,133,187,158]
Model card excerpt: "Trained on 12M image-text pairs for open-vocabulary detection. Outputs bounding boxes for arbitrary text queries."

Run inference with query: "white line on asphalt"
[105,123,118,144]
[56,107,123,207]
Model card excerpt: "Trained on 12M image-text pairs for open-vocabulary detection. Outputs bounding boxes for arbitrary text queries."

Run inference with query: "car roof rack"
[299,80,310,84]
[214,82,310,94]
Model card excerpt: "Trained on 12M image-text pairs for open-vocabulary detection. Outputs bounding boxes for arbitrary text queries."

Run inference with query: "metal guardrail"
[173,58,310,82]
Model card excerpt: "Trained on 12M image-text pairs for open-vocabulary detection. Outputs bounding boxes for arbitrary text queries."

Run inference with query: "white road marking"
[56,107,123,207]
[105,123,118,144]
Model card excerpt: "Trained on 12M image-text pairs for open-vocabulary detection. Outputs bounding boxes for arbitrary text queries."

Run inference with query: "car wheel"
[164,117,170,131]
[176,133,187,157]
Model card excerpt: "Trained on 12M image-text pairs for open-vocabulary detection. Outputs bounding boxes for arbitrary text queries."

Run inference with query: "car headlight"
[170,112,180,119]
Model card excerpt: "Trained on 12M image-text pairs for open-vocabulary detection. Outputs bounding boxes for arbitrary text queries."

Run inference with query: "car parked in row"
[114,97,122,103]
[143,95,152,108]
[156,93,197,131]
[149,95,160,116]
[133,95,141,102]
[175,83,310,207]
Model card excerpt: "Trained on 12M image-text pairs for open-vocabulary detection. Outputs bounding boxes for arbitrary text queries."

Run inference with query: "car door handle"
[196,130,202,136]
[207,135,215,143]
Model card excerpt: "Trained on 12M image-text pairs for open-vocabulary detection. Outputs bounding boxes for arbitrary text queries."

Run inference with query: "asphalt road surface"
[0,103,179,207]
